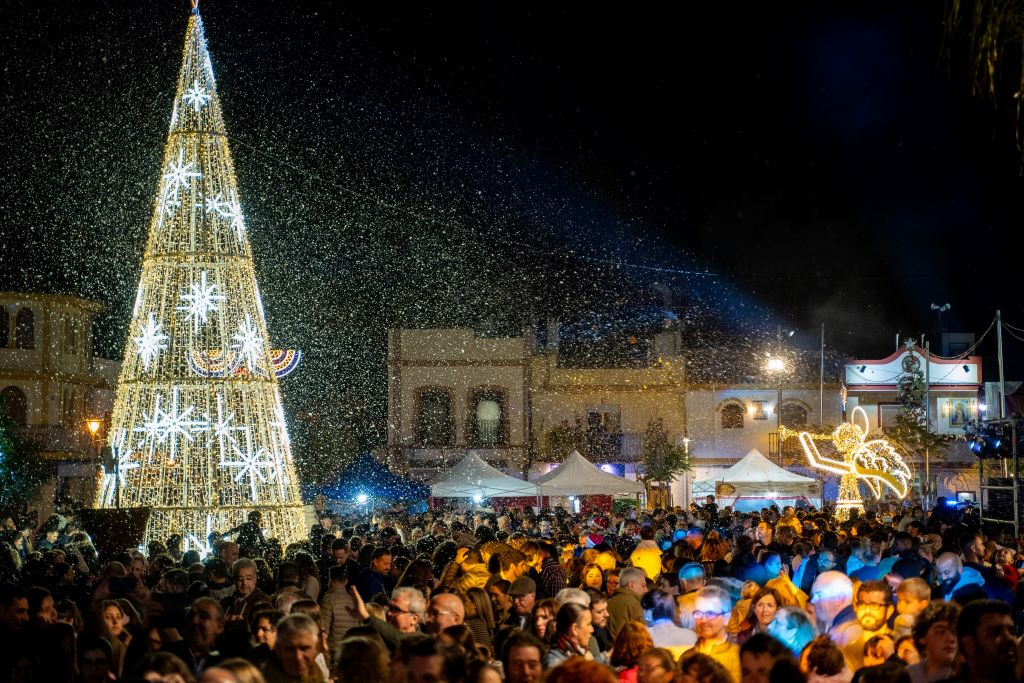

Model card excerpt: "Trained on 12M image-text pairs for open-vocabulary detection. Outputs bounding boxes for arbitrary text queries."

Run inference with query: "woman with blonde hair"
[205,657,267,683]
[578,562,606,591]
[462,587,495,651]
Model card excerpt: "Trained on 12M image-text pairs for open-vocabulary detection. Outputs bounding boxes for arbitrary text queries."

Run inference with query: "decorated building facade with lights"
[94,4,305,549]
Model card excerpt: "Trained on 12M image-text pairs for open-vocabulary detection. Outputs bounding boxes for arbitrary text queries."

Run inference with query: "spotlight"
[356,493,368,504]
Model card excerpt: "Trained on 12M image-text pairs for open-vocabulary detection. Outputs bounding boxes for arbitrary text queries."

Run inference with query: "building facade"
[386,328,687,492]
[0,292,120,507]
[682,383,844,504]
[845,343,981,498]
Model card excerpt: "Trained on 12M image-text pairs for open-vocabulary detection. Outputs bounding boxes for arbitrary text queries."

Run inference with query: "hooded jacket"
[942,565,984,601]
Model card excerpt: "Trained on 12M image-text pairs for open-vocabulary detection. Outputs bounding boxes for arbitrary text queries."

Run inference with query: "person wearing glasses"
[808,571,861,671]
[423,591,465,633]
[346,584,425,653]
[692,585,740,682]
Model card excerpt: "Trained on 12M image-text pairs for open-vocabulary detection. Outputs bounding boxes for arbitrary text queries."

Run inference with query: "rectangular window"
[879,404,900,429]
[418,390,452,447]
[751,401,768,420]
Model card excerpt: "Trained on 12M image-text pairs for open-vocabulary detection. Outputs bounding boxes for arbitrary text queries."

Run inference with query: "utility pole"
[998,310,1006,420]
[820,323,825,420]
[924,341,931,509]
[776,325,783,465]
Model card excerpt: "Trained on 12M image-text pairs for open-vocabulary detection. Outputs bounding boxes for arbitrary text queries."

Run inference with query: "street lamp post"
[682,436,691,509]
[85,417,108,506]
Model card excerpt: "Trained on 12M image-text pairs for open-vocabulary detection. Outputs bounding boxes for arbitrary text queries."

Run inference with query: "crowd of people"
[0,494,1020,683]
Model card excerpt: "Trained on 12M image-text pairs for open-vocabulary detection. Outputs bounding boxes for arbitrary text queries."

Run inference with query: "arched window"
[471,389,506,445]
[475,399,502,444]
[721,403,745,429]
[15,308,34,349]
[0,308,8,347]
[781,403,809,428]
[417,389,453,446]
[0,386,28,427]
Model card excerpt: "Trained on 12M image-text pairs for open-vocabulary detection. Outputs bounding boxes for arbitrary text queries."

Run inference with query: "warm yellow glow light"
[782,406,912,521]
[86,419,103,436]
[767,358,785,373]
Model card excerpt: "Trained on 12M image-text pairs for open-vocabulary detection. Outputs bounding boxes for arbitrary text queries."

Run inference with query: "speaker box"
[79,508,151,558]
[984,478,1022,524]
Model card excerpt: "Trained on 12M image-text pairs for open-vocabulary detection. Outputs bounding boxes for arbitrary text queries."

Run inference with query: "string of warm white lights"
[781,406,912,521]
[94,7,305,551]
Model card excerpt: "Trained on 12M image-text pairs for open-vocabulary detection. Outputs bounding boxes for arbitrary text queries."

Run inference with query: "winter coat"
[320,586,359,651]
[629,540,664,580]
[606,588,644,640]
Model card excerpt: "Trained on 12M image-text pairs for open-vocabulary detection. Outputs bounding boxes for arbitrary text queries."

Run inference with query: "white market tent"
[430,451,539,498]
[535,450,646,496]
[692,448,821,512]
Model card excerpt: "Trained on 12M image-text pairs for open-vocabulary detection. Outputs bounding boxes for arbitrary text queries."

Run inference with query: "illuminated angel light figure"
[785,406,912,521]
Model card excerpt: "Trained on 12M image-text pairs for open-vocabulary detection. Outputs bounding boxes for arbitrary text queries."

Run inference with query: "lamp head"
[85,418,103,436]
[766,358,785,373]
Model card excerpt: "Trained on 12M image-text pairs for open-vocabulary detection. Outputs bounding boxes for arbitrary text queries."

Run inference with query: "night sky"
[1,2,1021,443]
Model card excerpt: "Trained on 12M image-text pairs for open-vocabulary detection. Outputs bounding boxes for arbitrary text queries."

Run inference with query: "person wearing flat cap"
[501,576,536,630]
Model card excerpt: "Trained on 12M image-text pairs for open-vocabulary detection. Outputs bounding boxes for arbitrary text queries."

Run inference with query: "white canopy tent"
[693,448,821,512]
[534,450,646,496]
[430,452,539,498]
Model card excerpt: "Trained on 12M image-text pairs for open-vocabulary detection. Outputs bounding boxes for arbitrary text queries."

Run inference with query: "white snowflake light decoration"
[231,313,263,372]
[183,79,211,112]
[134,313,169,371]
[162,148,202,202]
[133,389,208,464]
[178,270,226,332]
[204,192,231,217]
[220,431,277,500]
[209,394,247,460]
[157,387,209,463]
[227,201,246,241]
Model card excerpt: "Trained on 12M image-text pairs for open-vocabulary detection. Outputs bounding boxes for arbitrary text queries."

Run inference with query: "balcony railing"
[22,425,95,457]
[768,432,806,466]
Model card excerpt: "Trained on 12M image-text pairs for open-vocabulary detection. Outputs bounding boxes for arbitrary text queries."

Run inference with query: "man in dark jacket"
[606,567,645,640]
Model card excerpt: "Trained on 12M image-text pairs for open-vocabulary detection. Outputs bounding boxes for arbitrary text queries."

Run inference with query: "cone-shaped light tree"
[95,2,305,551]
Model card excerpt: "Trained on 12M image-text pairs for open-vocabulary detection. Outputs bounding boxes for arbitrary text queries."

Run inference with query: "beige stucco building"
[387,327,687,494]
[0,292,120,507]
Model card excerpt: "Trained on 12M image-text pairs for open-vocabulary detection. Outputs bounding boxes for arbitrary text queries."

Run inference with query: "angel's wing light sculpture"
[783,406,912,521]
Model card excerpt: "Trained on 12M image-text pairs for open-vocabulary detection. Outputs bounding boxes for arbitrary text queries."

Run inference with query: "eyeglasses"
[693,610,729,619]
[387,604,413,615]
[858,602,888,611]
[427,609,456,618]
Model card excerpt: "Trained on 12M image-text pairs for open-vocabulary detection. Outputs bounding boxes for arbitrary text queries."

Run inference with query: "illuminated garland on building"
[95,3,305,550]
[781,406,912,521]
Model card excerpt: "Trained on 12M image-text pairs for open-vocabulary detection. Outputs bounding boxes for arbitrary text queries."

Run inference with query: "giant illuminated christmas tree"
[95,2,305,550]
